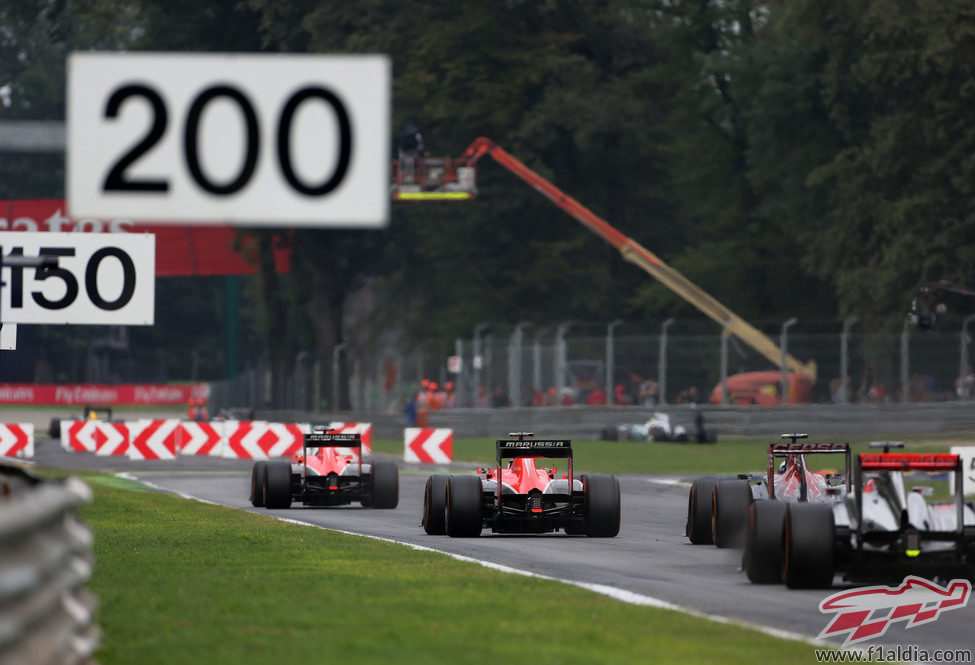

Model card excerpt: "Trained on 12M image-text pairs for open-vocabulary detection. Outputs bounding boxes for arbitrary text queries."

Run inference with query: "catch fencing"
[211,325,975,414]
[0,463,97,664]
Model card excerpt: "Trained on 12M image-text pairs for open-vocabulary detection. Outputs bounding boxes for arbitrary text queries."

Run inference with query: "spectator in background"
[638,378,659,406]
[530,386,545,407]
[490,386,511,408]
[960,364,975,400]
[626,372,643,405]
[430,382,446,410]
[543,387,558,406]
[444,381,457,408]
[404,390,417,426]
[475,385,489,408]
[560,388,574,406]
[675,386,699,405]
[587,386,607,405]
[613,384,629,405]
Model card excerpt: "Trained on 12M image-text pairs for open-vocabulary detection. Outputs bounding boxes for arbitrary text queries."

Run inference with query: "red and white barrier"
[179,421,224,456]
[223,421,305,460]
[128,419,179,460]
[0,423,33,458]
[404,428,453,464]
[62,420,129,456]
[325,422,372,455]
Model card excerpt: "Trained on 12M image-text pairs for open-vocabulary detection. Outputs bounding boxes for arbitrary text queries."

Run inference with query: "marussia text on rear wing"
[496,440,572,460]
[304,432,362,448]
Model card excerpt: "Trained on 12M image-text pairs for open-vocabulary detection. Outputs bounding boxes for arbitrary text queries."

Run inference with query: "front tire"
[369,460,399,509]
[445,475,482,537]
[581,474,621,537]
[783,503,835,589]
[744,501,787,583]
[687,478,717,544]
[712,479,751,548]
[263,460,293,509]
[250,461,267,507]
[422,475,449,535]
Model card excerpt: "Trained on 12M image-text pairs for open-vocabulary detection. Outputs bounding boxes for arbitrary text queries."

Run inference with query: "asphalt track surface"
[33,438,973,655]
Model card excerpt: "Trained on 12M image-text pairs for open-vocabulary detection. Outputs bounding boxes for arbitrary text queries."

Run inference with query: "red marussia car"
[422,433,620,537]
[250,429,398,509]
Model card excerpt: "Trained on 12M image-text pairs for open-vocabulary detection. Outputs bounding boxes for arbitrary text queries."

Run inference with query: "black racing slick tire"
[744,500,787,584]
[582,474,621,537]
[687,477,717,544]
[250,461,267,507]
[713,479,752,549]
[263,460,293,509]
[684,478,717,545]
[369,460,399,509]
[783,503,835,589]
[445,475,482,537]
[422,475,449,535]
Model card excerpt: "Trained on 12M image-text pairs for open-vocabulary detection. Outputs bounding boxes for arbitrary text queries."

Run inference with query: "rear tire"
[369,460,399,509]
[744,501,787,583]
[582,474,621,537]
[422,475,449,535]
[783,503,835,589]
[250,461,267,507]
[687,478,717,544]
[713,479,751,548]
[263,460,293,509]
[445,475,482,537]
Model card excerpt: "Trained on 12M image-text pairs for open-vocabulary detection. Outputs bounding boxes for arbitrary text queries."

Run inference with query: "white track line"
[118,472,833,649]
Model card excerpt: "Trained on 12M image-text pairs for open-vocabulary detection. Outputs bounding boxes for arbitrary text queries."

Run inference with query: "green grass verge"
[371,436,965,477]
[78,473,819,665]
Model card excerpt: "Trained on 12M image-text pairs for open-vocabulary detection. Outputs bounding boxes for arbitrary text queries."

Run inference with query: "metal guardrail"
[0,461,98,665]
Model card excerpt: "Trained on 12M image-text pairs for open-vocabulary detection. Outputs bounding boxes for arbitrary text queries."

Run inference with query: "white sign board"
[949,446,975,496]
[67,52,390,228]
[0,232,154,324]
[0,324,15,350]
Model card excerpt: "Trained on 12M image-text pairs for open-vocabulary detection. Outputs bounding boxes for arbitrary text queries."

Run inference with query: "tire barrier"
[0,423,34,458]
[59,420,374,461]
[404,428,454,464]
[0,461,97,665]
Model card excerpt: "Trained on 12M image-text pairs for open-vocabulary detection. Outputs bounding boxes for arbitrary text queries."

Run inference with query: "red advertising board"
[0,382,209,406]
[0,199,291,277]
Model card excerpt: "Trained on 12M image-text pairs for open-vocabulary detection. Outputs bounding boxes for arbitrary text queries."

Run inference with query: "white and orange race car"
[686,433,851,549]
[249,429,398,509]
[422,432,620,537]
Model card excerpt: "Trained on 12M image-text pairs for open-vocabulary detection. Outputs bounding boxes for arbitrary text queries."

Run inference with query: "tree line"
[2,0,973,397]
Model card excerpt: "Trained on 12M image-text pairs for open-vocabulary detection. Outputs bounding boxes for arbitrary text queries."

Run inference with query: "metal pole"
[532,330,543,398]
[901,321,910,403]
[473,322,491,400]
[331,342,346,411]
[606,319,623,404]
[840,317,858,404]
[960,315,975,399]
[780,317,798,405]
[720,322,731,405]
[658,318,675,405]
[555,322,572,398]
[509,322,530,407]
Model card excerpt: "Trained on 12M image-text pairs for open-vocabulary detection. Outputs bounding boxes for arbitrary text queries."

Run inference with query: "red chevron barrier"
[62,420,130,456]
[128,419,179,460]
[324,421,372,459]
[179,421,224,456]
[0,423,33,457]
[223,421,305,460]
[404,427,453,464]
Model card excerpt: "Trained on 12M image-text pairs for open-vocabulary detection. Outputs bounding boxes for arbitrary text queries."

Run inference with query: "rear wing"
[496,439,572,461]
[855,452,965,546]
[766,439,852,498]
[304,431,362,449]
[858,453,960,472]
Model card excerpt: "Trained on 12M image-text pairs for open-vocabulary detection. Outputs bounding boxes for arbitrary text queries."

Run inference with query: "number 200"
[102,83,352,197]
